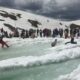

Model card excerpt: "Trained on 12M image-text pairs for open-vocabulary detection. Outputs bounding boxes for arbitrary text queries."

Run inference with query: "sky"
[0,0,80,20]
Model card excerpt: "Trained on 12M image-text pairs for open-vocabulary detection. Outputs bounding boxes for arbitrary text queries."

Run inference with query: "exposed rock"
[70,23,80,29]
[28,19,41,28]
[8,14,17,20]
[59,22,63,25]
[16,27,24,31]
[17,14,22,18]
[4,23,16,31]
[0,10,22,20]
[0,19,5,21]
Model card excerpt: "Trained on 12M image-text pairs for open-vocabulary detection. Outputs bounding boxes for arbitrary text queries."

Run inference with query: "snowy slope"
[0,7,73,33]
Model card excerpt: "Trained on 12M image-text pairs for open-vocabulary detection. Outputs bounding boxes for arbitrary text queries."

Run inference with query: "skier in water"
[51,39,57,47]
[65,35,77,44]
[0,31,9,48]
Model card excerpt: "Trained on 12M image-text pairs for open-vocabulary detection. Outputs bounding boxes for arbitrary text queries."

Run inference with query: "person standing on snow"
[0,30,9,48]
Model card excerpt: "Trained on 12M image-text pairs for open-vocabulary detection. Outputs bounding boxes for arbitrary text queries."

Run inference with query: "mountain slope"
[0,7,80,33]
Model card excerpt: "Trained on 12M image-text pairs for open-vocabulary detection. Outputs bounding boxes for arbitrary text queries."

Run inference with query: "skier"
[51,39,57,47]
[0,31,9,48]
[65,35,77,44]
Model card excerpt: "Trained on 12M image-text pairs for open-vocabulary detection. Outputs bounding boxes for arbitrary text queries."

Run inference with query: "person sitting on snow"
[51,39,57,47]
[65,34,77,44]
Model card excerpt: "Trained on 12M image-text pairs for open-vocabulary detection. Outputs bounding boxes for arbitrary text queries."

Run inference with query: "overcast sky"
[0,0,80,20]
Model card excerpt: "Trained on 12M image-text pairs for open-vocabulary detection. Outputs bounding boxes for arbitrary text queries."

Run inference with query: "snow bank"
[57,64,80,80]
[0,40,80,70]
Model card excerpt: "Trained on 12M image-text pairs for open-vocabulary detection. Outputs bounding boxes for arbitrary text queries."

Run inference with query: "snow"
[0,7,80,80]
[0,7,80,33]
[0,38,80,70]
[0,7,73,33]
[57,64,80,80]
